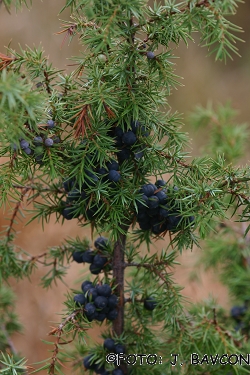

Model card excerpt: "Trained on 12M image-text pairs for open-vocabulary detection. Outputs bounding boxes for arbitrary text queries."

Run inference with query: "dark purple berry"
[137,211,150,221]
[151,223,164,234]
[53,136,61,144]
[140,125,150,137]
[146,51,155,59]
[62,206,76,220]
[107,309,118,321]
[94,296,108,309]
[144,296,157,310]
[107,295,118,309]
[35,154,43,165]
[93,254,107,268]
[85,207,97,220]
[83,354,95,370]
[155,179,166,188]
[94,364,106,374]
[108,170,121,183]
[96,284,112,297]
[23,147,32,155]
[117,148,131,162]
[72,251,84,263]
[114,344,125,354]
[136,194,149,210]
[140,184,155,197]
[101,306,110,314]
[131,120,141,133]
[63,177,76,192]
[95,312,106,322]
[89,263,102,275]
[189,215,195,224]
[107,160,119,171]
[84,303,96,316]
[159,205,170,217]
[139,221,151,230]
[104,338,116,351]
[148,207,159,216]
[99,371,110,375]
[97,167,108,176]
[67,189,81,202]
[147,196,159,209]
[85,170,99,186]
[112,369,124,375]
[44,138,54,147]
[81,280,93,292]
[115,127,124,138]
[82,250,95,263]
[231,306,246,321]
[94,236,108,250]
[33,136,43,146]
[47,119,55,128]
[122,131,137,146]
[81,189,87,200]
[74,294,86,306]
[134,149,144,159]
[167,215,182,231]
[87,287,98,301]
[114,136,123,147]
[155,190,168,204]
[20,139,29,149]
[150,216,159,224]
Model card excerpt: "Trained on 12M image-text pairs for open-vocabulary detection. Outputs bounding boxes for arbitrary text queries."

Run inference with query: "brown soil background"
[1,1,250,373]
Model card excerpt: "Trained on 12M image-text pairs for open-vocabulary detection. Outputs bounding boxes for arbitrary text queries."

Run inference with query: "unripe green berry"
[97,54,107,63]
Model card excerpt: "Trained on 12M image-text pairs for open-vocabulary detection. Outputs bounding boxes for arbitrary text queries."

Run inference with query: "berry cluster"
[61,120,149,222]
[108,120,149,163]
[74,281,118,322]
[72,237,111,274]
[11,120,60,165]
[83,338,126,375]
[61,149,123,221]
[136,180,194,234]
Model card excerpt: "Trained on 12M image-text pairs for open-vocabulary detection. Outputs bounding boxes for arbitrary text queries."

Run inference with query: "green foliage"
[0,352,29,375]
[0,1,249,375]
[0,69,44,145]
[189,102,249,162]
[0,235,36,281]
[0,285,22,353]
[1,0,31,13]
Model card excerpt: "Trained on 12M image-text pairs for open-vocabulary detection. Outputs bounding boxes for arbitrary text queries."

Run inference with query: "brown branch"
[43,70,52,95]
[125,260,178,297]
[0,52,16,71]
[6,186,30,242]
[48,309,84,375]
[124,259,170,268]
[12,183,64,194]
[159,150,194,169]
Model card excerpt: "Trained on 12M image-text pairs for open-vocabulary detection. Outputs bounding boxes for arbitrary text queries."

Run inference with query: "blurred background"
[0,0,250,372]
